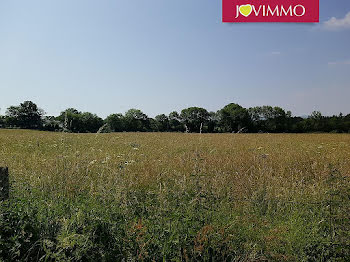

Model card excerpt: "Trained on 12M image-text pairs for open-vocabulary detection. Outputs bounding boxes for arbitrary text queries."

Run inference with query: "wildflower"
[88,160,97,166]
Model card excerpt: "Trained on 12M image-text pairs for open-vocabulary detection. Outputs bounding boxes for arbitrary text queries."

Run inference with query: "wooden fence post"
[0,167,9,201]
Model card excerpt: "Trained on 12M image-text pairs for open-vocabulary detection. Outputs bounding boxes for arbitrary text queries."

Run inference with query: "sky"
[0,0,350,118]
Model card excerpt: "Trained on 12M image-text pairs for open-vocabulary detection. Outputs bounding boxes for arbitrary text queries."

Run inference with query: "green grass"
[0,130,349,261]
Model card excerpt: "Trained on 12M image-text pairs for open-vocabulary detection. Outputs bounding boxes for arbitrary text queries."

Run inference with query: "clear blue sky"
[0,0,350,117]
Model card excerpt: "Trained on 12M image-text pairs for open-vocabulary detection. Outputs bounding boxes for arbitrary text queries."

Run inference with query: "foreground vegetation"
[0,130,349,261]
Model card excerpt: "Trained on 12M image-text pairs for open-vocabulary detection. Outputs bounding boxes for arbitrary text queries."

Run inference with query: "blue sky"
[0,0,349,117]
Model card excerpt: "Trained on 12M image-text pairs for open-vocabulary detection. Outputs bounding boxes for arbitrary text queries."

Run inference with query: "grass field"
[0,130,349,261]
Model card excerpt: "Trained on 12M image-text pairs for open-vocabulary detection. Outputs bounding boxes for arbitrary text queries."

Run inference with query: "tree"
[57,108,103,133]
[81,112,104,133]
[219,103,250,133]
[206,111,220,133]
[57,108,81,132]
[3,101,350,134]
[154,114,169,132]
[42,116,61,131]
[248,106,291,132]
[0,115,5,128]
[309,111,324,132]
[5,101,44,129]
[180,107,209,133]
[124,109,150,132]
[343,114,350,133]
[311,111,322,120]
[148,118,158,132]
[105,113,125,132]
[169,111,184,132]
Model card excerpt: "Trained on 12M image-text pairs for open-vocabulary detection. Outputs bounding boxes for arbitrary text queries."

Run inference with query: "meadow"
[0,129,349,261]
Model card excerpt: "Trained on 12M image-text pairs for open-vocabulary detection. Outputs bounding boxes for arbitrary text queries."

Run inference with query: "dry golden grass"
[1,129,350,261]
[1,129,349,201]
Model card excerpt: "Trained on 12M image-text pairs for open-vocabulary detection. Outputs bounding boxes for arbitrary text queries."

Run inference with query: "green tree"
[42,116,61,131]
[57,108,81,132]
[105,113,125,132]
[124,109,150,132]
[206,111,220,133]
[169,111,184,132]
[81,112,104,133]
[180,107,209,133]
[57,108,103,133]
[0,115,5,128]
[309,111,324,132]
[248,106,291,132]
[154,114,169,132]
[219,103,250,133]
[5,101,44,129]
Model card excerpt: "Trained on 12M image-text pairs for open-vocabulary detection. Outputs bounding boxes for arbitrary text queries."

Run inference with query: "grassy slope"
[0,130,349,261]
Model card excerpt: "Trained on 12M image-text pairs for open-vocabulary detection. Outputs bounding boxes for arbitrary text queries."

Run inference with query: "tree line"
[1,101,350,133]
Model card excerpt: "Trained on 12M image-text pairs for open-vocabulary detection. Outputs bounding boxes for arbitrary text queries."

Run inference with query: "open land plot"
[0,130,349,261]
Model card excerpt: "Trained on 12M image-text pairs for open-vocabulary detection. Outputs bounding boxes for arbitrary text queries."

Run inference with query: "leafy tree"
[308,111,325,132]
[5,101,44,129]
[180,107,209,133]
[343,114,350,133]
[311,111,322,120]
[0,115,5,128]
[3,100,350,134]
[169,111,184,132]
[57,108,81,132]
[81,112,104,133]
[42,116,61,131]
[124,109,150,132]
[57,108,103,133]
[206,111,220,133]
[248,106,291,132]
[287,117,305,133]
[148,118,158,132]
[219,103,250,132]
[154,114,169,132]
[105,114,125,132]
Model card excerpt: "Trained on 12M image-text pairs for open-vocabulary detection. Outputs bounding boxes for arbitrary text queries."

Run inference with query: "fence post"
[0,167,9,201]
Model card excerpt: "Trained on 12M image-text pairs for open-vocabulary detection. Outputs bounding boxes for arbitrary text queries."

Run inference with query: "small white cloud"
[328,60,350,66]
[323,11,350,30]
[270,51,281,55]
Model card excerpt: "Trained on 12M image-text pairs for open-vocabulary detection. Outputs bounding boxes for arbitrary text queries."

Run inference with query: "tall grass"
[0,130,349,261]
